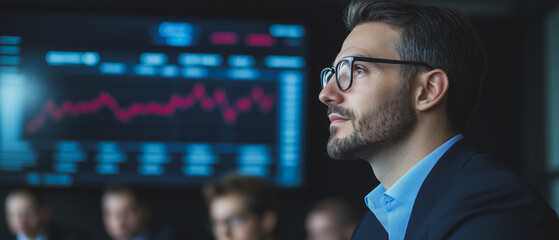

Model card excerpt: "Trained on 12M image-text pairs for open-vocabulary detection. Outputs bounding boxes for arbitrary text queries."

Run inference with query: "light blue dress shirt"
[17,232,47,240]
[364,134,463,240]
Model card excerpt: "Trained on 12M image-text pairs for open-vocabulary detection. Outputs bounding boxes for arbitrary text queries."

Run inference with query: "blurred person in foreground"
[202,173,279,240]
[5,188,78,240]
[319,0,559,239]
[102,183,175,240]
[305,197,359,240]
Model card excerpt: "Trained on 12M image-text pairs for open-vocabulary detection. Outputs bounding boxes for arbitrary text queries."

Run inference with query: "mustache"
[327,105,354,119]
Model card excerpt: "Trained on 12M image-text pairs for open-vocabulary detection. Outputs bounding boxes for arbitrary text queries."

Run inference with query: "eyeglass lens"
[321,68,333,89]
[337,59,352,90]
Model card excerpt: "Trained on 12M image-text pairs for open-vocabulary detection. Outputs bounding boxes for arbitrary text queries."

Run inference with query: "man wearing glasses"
[202,173,278,240]
[319,0,559,239]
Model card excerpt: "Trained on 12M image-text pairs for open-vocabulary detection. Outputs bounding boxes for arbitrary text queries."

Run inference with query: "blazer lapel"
[404,139,480,239]
[352,211,388,240]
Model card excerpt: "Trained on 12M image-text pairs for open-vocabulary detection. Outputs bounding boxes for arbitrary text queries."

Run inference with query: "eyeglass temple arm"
[351,56,434,69]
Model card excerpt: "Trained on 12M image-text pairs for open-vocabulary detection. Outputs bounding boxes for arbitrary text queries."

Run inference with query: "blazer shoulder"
[428,166,559,239]
[414,140,559,239]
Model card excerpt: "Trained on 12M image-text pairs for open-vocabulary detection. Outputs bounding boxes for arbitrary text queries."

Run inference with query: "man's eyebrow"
[353,54,368,57]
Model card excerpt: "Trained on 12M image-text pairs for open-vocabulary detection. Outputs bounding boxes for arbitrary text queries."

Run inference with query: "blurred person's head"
[5,189,50,239]
[306,198,360,240]
[203,173,279,240]
[102,183,150,240]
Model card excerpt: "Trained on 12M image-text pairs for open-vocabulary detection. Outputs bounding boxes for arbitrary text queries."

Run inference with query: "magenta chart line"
[25,83,276,134]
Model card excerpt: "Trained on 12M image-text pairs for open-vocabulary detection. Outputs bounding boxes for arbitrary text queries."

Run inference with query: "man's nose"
[318,76,343,106]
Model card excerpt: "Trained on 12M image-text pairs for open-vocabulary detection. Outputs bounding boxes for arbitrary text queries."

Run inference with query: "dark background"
[1,0,558,239]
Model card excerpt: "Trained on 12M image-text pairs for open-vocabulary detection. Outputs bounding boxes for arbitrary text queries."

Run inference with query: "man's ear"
[413,69,449,111]
[261,210,278,234]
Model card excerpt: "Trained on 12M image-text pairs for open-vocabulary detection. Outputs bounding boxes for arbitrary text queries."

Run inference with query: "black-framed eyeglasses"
[321,56,434,91]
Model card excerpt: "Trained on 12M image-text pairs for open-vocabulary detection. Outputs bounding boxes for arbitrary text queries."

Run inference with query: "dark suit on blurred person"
[122,226,178,240]
[7,225,81,240]
[352,139,559,239]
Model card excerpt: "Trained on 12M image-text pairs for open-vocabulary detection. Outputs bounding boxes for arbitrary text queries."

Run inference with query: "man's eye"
[353,66,365,75]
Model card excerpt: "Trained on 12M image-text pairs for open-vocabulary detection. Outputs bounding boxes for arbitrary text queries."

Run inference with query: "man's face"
[210,194,267,240]
[5,193,46,238]
[319,22,416,160]
[102,192,146,240]
[306,211,347,240]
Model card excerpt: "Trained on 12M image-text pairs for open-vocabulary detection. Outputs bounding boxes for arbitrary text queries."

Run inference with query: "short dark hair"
[102,182,147,207]
[202,173,279,216]
[6,188,46,210]
[345,0,487,132]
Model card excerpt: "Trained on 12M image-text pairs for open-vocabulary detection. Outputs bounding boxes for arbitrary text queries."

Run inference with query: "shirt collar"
[365,134,463,212]
[365,183,387,211]
[386,134,464,205]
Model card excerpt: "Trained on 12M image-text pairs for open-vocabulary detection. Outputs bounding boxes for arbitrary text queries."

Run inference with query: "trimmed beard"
[326,87,416,160]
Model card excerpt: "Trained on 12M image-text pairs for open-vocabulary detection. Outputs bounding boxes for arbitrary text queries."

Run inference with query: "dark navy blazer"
[352,139,559,240]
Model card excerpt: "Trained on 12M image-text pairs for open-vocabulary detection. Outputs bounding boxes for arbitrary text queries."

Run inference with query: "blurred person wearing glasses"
[202,173,278,240]
[319,0,559,239]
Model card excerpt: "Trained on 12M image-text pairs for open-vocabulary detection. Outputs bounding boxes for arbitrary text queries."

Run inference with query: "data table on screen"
[0,11,308,188]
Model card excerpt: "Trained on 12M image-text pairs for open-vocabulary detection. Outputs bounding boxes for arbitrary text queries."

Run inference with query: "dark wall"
[0,0,551,239]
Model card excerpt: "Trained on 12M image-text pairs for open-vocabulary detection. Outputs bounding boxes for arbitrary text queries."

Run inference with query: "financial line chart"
[0,11,306,187]
[25,83,276,135]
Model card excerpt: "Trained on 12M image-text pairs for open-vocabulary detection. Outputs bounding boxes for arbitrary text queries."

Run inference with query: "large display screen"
[0,10,307,188]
